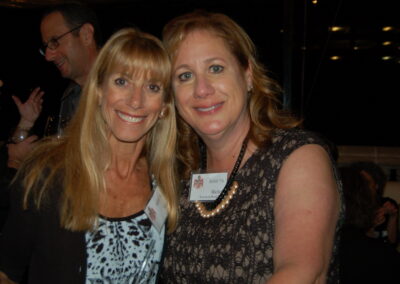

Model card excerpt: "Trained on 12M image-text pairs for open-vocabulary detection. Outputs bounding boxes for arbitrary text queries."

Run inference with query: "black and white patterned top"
[85,211,164,284]
[161,128,344,283]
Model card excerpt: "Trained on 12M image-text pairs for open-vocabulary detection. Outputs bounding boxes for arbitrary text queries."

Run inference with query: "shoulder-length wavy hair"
[162,10,301,179]
[18,28,178,232]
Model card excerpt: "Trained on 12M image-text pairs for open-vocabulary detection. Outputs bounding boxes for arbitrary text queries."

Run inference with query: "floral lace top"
[161,128,344,283]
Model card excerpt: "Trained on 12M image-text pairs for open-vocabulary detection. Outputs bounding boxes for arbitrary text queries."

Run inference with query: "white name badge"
[144,186,167,233]
[189,172,228,202]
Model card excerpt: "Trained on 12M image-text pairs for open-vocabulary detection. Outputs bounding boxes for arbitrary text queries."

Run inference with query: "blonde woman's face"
[101,72,164,144]
[172,30,252,141]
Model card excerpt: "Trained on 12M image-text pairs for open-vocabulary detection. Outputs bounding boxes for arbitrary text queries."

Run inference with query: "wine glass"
[44,115,69,139]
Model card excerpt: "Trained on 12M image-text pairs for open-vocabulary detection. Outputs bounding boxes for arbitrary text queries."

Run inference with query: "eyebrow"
[174,57,225,71]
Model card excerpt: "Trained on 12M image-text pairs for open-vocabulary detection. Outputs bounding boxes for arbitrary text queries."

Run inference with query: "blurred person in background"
[351,161,399,246]
[339,166,400,283]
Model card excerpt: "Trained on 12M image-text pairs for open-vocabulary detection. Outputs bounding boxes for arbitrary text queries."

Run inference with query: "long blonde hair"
[163,10,301,178]
[18,28,178,232]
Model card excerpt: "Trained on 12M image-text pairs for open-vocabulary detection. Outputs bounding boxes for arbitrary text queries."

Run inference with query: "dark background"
[0,0,399,146]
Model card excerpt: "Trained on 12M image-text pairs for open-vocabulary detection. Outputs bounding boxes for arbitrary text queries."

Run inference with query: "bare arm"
[268,144,340,284]
[7,135,39,169]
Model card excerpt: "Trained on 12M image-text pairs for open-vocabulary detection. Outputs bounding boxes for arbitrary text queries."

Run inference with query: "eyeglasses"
[39,24,83,56]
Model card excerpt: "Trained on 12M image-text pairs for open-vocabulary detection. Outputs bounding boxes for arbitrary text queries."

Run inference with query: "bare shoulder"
[277,144,337,191]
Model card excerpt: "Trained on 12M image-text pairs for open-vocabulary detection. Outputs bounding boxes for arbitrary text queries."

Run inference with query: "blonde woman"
[0,28,177,284]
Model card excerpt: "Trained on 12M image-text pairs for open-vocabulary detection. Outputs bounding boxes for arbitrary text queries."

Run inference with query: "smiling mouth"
[117,111,144,123]
[54,58,65,68]
[196,102,223,112]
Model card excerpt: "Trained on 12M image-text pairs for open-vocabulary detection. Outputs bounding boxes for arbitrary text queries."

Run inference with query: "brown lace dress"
[161,128,344,283]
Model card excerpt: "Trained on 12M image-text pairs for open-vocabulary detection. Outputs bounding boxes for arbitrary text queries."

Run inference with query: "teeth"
[55,59,64,67]
[117,111,144,122]
[197,103,220,112]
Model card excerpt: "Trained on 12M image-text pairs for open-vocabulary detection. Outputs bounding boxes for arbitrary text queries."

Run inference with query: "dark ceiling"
[0,0,399,146]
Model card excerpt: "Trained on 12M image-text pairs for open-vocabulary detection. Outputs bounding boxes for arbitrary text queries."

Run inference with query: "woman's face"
[101,72,164,144]
[172,29,252,140]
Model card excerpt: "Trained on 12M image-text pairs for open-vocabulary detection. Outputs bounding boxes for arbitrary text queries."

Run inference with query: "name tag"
[144,186,167,233]
[189,172,227,202]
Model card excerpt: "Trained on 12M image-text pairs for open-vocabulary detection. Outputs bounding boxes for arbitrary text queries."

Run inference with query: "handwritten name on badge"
[189,172,228,201]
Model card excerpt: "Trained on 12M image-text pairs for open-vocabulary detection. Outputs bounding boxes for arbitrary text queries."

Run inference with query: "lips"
[54,58,65,69]
[195,102,223,113]
[117,110,145,123]
[54,59,67,75]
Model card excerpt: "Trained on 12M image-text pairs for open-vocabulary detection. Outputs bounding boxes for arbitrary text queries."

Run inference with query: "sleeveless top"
[161,128,344,283]
[85,211,165,284]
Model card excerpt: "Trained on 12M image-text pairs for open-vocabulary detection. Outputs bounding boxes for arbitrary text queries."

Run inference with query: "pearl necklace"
[195,137,248,218]
[195,181,239,218]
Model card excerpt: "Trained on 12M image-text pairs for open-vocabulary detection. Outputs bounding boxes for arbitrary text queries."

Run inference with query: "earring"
[159,109,165,119]
[247,85,253,94]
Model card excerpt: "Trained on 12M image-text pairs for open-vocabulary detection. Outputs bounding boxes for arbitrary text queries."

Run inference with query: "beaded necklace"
[195,137,248,218]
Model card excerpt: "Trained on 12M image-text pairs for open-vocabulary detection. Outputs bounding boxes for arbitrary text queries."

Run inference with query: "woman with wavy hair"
[160,10,343,283]
[0,28,178,284]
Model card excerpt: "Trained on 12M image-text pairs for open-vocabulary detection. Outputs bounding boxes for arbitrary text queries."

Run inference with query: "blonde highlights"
[18,28,178,232]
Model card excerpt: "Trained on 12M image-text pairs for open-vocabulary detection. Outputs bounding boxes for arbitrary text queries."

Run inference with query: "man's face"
[40,12,87,83]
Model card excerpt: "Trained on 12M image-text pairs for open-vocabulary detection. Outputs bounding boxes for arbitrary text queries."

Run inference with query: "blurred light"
[382,41,392,46]
[382,56,392,60]
[330,26,344,32]
[382,26,394,32]
[353,46,359,50]
[312,0,318,4]
[330,56,341,61]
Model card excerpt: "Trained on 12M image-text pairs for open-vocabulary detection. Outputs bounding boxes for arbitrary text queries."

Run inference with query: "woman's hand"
[372,201,398,227]
[382,200,398,217]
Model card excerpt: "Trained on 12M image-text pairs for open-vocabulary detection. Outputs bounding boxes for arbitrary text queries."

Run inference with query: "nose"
[128,85,144,109]
[44,47,56,62]
[194,75,214,98]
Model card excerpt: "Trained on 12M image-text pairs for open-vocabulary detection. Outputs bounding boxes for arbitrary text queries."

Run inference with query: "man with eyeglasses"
[5,2,101,168]
[1,3,101,236]
[40,3,101,133]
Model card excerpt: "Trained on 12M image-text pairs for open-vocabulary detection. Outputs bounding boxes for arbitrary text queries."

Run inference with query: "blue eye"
[178,72,192,82]
[148,83,161,93]
[114,78,127,86]
[210,65,224,73]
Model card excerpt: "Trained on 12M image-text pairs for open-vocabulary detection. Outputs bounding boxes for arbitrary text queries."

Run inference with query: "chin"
[115,132,147,144]
[116,137,141,143]
[60,71,70,79]
[196,125,226,138]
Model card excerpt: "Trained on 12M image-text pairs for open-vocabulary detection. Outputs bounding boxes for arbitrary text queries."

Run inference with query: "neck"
[108,136,147,179]
[74,48,98,86]
[202,117,254,174]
